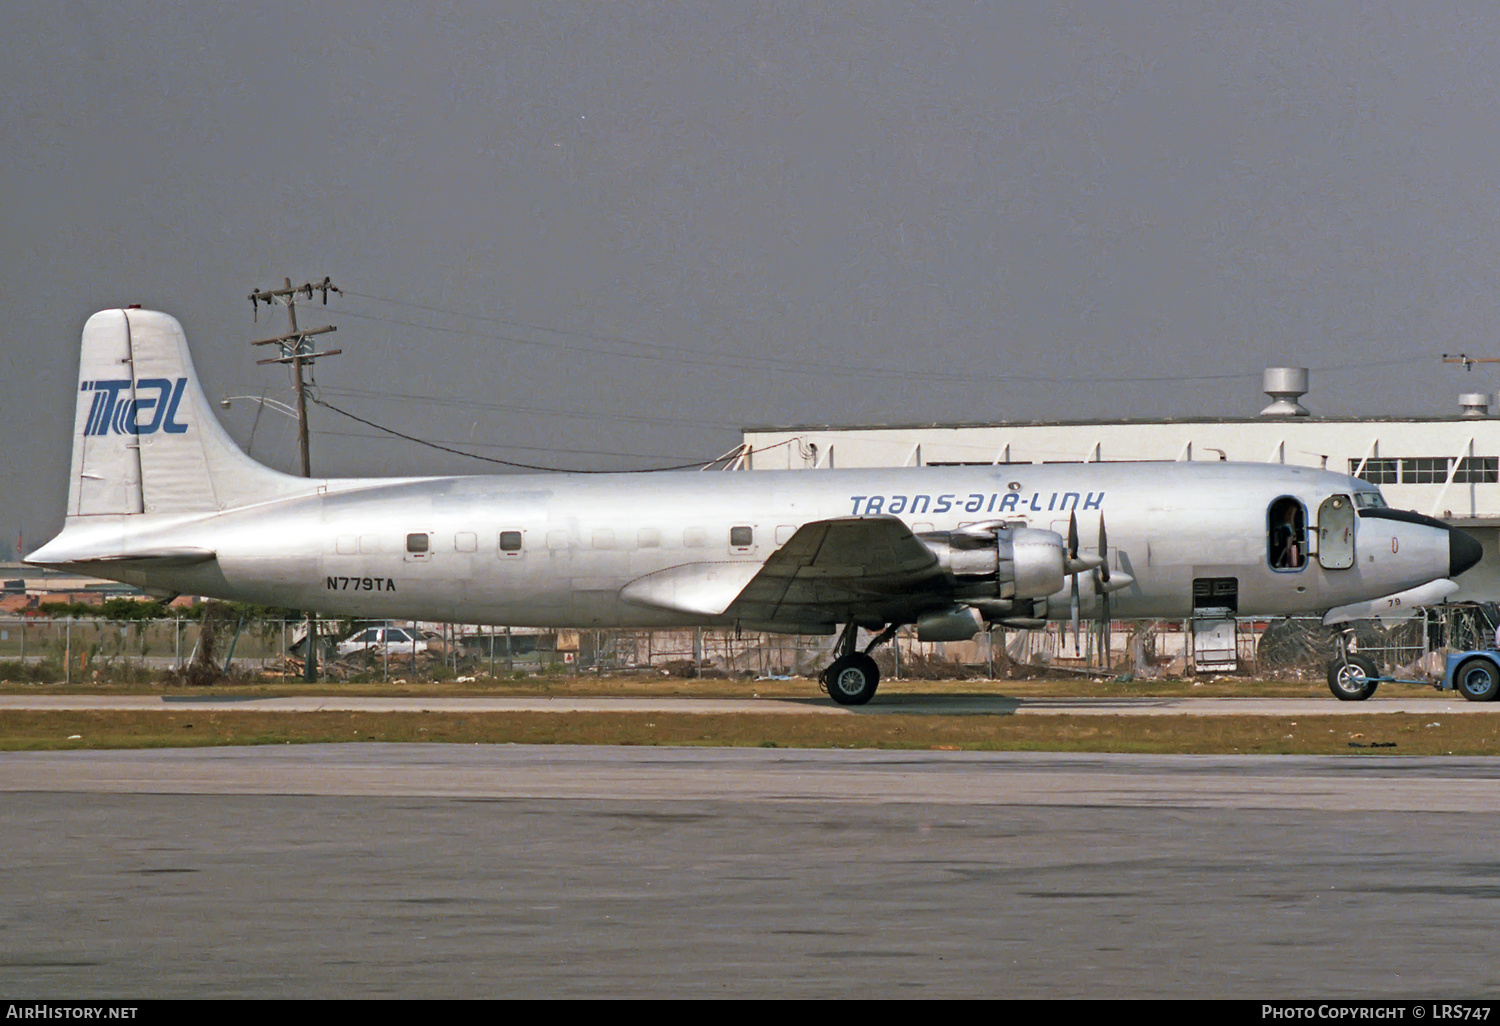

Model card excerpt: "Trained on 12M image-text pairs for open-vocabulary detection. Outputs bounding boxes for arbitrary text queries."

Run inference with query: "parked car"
[336,626,428,657]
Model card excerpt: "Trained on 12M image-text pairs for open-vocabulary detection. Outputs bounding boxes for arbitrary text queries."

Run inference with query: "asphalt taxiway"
[3,743,1500,998]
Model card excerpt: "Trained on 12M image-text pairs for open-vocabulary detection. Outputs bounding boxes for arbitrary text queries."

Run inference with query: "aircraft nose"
[1450,526,1484,577]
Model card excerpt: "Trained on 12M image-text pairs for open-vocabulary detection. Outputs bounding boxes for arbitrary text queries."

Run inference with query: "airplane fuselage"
[44,461,1454,629]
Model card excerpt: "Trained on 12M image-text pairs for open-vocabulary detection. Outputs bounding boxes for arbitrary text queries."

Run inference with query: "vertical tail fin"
[68,308,316,518]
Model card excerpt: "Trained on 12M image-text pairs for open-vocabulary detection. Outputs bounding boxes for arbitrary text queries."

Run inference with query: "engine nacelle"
[919,525,1068,601]
[916,606,986,642]
[1008,527,1068,598]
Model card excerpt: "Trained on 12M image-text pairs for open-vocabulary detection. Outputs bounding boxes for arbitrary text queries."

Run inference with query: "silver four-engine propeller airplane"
[28,307,1484,703]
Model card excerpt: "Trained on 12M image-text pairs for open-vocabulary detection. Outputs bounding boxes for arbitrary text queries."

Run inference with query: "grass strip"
[2,709,1495,756]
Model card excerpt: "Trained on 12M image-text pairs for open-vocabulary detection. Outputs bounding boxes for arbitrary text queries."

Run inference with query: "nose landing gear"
[1327,653,1380,701]
[1327,631,1379,701]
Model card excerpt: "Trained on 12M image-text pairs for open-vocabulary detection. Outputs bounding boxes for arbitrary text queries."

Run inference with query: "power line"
[308,394,791,473]
[315,385,744,430]
[313,428,700,464]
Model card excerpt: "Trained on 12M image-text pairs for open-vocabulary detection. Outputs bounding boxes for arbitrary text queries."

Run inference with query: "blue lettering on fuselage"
[850,491,1106,517]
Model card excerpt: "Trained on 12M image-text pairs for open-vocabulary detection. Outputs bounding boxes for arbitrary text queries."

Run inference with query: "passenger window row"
[382,527,762,555]
[345,524,788,557]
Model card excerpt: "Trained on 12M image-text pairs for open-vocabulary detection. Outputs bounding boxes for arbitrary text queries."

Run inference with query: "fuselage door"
[1317,495,1356,570]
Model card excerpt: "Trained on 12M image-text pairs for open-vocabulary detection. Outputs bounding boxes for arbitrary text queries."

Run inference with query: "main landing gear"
[820,622,900,706]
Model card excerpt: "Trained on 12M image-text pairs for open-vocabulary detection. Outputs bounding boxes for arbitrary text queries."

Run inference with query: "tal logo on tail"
[79,378,190,436]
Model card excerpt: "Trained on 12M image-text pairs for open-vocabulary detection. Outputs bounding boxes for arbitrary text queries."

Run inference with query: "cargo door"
[1192,576,1239,672]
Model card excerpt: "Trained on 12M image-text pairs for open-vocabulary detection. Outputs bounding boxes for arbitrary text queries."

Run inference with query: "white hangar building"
[740,370,1500,604]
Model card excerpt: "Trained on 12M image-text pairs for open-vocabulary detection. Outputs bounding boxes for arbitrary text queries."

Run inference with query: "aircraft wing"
[619,516,946,628]
[726,516,947,626]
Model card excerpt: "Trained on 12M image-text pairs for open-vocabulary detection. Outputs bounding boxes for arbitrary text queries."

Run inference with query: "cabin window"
[730,526,753,547]
[406,533,429,554]
[499,531,523,552]
[1267,498,1307,571]
[638,528,661,548]
[454,531,477,553]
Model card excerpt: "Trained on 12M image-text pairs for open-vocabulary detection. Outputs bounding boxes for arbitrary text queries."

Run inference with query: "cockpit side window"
[1268,496,1308,571]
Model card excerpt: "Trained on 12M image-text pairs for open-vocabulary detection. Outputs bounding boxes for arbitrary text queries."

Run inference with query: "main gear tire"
[825,653,880,706]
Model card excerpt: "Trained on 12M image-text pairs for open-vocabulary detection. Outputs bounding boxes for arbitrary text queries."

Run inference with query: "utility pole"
[249,276,342,679]
[1443,353,1500,372]
[249,277,342,476]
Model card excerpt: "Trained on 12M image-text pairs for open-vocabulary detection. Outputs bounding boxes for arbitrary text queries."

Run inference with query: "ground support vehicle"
[1442,651,1500,702]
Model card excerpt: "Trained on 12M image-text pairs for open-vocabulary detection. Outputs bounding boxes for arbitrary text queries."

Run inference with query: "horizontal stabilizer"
[26,543,216,569]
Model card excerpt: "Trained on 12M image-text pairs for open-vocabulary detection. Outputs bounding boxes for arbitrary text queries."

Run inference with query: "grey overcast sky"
[5,2,1500,550]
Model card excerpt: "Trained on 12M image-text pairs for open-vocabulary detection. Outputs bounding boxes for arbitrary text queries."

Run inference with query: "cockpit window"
[1352,492,1387,510]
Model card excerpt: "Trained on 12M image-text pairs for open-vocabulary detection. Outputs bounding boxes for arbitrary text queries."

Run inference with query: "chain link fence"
[3,603,1496,684]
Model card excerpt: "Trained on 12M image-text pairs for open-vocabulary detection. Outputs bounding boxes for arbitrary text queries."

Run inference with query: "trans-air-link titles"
[849,491,1105,516]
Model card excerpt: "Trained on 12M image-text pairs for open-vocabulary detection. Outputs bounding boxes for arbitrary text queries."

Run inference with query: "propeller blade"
[1067,511,1083,653]
[1070,571,1080,652]
[1100,589,1111,669]
[1097,515,1110,584]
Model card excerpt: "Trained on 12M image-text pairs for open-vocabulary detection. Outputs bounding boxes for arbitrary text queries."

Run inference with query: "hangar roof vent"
[1260,367,1310,418]
[1460,392,1491,418]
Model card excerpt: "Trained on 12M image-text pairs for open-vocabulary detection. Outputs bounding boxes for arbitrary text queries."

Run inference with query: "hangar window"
[1349,458,1398,485]
[1267,498,1307,571]
[1455,457,1499,483]
[1402,457,1452,484]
